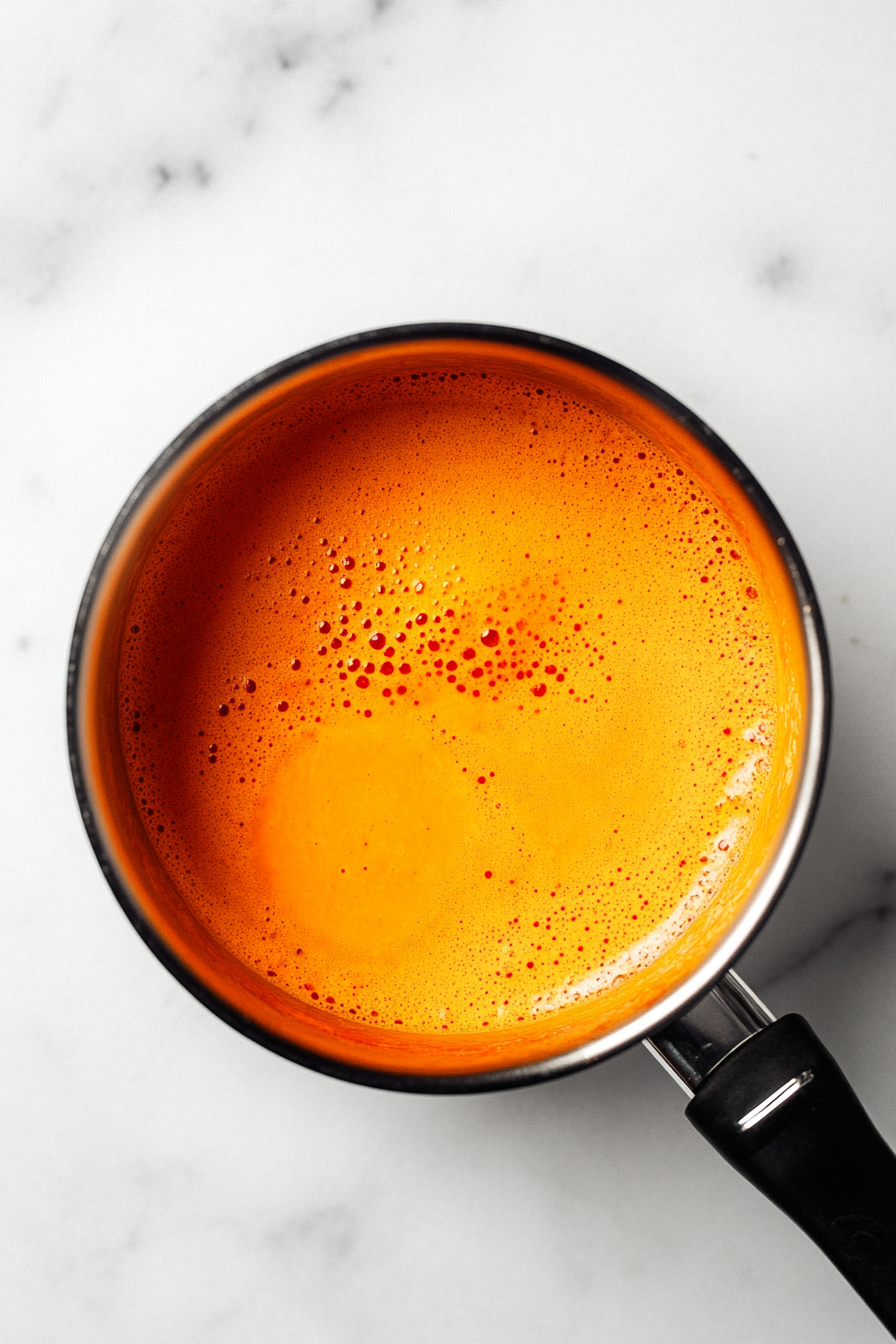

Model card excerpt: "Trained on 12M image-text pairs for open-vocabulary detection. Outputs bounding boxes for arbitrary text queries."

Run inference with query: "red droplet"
[428,639,441,652]
[544,664,556,675]
[342,556,355,570]
[415,613,428,625]
[347,658,361,671]
[356,676,369,689]
[746,586,758,599]
[382,687,392,698]
[477,775,486,784]
[462,648,476,660]
[277,701,288,712]
[318,620,331,633]
[480,628,500,647]
[484,870,493,879]
[244,679,256,693]
[700,576,709,583]
[532,683,546,697]
[369,632,386,649]
[399,663,411,675]
[723,727,732,735]
[218,704,229,716]
[380,661,394,675]
[339,577,352,589]
[290,660,300,671]
[730,550,741,560]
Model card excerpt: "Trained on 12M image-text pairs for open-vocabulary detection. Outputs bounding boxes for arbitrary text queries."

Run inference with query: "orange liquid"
[88,340,807,1076]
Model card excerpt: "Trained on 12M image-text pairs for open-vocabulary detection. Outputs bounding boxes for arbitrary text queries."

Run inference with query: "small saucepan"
[67,324,896,1334]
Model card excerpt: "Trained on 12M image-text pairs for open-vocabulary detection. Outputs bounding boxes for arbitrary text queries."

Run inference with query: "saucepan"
[67,324,896,1333]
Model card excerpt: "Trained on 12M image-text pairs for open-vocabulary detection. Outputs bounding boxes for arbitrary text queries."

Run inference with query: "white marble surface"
[2,2,895,1339]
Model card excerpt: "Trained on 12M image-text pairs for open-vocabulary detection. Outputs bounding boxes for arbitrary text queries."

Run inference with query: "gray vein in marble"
[758,252,799,292]
[0,0,410,303]
[762,873,896,989]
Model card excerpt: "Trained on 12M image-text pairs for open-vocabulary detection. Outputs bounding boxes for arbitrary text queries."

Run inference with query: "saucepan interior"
[67,325,829,1092]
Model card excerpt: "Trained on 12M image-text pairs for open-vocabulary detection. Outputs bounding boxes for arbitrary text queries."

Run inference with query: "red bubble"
[480,628,500,647]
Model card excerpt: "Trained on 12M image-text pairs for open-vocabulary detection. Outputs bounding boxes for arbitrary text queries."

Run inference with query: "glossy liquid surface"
[115,347,804,1062]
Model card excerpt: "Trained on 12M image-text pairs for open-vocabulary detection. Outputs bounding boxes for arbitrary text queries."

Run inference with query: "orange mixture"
[107,341,805,1071]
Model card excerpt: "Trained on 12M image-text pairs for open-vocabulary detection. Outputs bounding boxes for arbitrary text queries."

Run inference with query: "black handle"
[686,1015,896,1334]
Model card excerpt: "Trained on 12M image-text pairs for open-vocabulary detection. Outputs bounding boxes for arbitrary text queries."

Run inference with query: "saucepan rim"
[67,322,831,1093]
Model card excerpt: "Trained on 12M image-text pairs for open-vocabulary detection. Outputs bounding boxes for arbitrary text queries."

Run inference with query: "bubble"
[415,613,428,625]
[318,621,331,634]
[414,580,425,593]
[481,628,500,647]
[347,658,361,672]
[339,577,352,589]
[291,660,300,671]
[342,556,355,570]
[369,632,386,650]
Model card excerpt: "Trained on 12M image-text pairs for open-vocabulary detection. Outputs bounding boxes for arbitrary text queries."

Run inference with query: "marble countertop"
[2,2,895,1340]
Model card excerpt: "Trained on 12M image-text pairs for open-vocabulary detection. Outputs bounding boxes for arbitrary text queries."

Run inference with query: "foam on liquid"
[117,351,801,1052]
